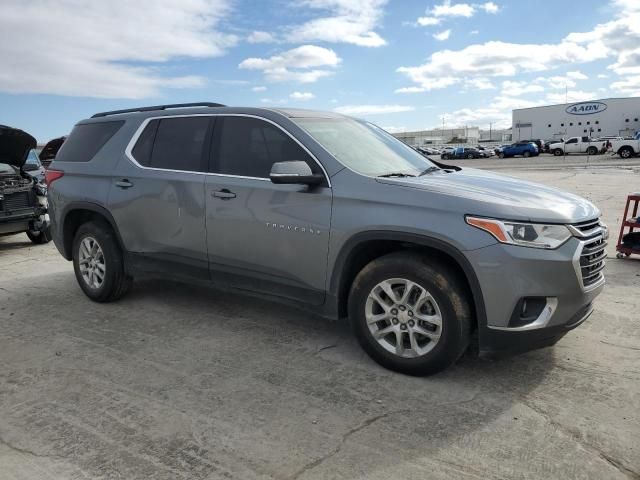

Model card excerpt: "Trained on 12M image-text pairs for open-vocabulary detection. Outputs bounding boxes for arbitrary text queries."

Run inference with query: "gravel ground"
[1,163,639,480]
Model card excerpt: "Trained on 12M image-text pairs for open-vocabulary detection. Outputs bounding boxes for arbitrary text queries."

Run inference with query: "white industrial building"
[393,126,480,146]
[512,97,640,141]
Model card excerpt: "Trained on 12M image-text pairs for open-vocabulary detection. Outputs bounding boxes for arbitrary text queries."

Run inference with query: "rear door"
[205,115,332,305]
[109,116,212,279]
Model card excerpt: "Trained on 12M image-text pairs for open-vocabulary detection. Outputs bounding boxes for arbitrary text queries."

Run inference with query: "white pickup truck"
[548,136,606,156]
[610,132,640,158]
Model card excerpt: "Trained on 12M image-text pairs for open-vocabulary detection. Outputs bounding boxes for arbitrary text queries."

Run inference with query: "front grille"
[2,191,31,211]
[572,218,600,233]
[579,236,606,287]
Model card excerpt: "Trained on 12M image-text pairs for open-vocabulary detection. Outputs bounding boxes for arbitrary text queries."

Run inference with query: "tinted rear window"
[149,117,209,172]
[56,121,124,162]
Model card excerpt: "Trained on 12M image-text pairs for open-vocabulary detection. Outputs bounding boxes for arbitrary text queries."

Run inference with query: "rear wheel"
[26,226,52,244]
[467,153,474,159]
[587,146,598,155]
[72,221,132,302]
[523,151,531,158]
[553,149,563,156]
[349,252,472,376]
[499,152,505,158]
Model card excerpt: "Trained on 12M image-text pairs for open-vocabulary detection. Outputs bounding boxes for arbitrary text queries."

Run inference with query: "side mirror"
[270,161,324,185]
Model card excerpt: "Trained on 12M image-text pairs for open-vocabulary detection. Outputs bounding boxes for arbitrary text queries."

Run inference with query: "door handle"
[115,179,134,189]
[212,189,236,200]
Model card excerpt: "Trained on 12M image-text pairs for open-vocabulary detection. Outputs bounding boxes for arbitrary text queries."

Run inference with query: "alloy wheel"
[365,278,442,358]
[78,236,106,289]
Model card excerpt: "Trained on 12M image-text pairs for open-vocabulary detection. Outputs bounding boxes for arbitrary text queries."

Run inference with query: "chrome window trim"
[123,113,331,187]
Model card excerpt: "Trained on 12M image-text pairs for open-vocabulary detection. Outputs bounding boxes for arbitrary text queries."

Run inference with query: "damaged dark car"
[0,125,51,244]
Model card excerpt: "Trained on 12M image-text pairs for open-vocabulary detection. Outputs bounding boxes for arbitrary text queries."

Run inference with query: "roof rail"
[91,102,226,118]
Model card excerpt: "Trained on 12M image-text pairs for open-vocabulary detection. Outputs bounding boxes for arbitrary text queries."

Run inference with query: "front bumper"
[465,236,605,356]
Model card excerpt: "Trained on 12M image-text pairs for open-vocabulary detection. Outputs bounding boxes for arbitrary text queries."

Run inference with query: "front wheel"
[587,146,598,155]
[499,152,505,158]
[553,149,563,156]
[619,147,633,159]
[467,153,474,159]
[523,151,531,158]
[72,221,132,302]
[349,252,472,376]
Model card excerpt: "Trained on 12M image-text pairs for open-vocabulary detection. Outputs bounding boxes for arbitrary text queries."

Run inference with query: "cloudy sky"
[1,0,639,141]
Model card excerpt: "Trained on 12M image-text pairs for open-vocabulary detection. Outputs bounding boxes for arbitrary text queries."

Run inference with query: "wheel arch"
[60,202,125,261]
[329,231,487,330]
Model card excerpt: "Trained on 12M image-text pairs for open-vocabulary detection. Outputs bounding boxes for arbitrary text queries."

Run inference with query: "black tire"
[466,153,474,159]
[348,252,472,376]
[619,147,633,159]
[523,151,531,158]
[26,226,52,244]
[587,146,598,155]
[72,220,132,302]
[441,154,449,160]
[498,152,505,158]
[553,149,563,156]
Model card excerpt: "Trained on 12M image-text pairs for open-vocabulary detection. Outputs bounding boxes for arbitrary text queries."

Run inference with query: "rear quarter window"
[55,121,124,162]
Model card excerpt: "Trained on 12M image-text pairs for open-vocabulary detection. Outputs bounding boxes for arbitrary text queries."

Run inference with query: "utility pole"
[489,122,492,142]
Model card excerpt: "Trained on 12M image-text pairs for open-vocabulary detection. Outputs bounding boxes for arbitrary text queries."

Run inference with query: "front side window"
[566,138,577,144]
[294,118,436,177]
[213,117,315,178]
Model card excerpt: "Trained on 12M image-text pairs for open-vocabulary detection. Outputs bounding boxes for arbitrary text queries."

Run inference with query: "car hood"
[376,167,600,223]
[0,125,37,169]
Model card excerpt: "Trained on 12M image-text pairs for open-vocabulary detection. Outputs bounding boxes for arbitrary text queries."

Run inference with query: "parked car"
[415,146,440,156]
[496,142,539,158]
[39,136,66,168]
[439,146,455,158]
[440,147,484,159]
[23,149,46,183]
[543,139,563,153]
[549,136,605,156]
[610,131,640,158]
[0,125,52,243]
[47,103,605,376]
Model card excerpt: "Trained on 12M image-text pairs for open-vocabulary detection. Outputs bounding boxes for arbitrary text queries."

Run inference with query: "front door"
[109,116,211,278]
[205,116,332,304]
[564,137,579,153]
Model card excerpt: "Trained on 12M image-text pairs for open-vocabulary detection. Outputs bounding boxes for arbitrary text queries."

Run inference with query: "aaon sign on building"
[565,101,608,115]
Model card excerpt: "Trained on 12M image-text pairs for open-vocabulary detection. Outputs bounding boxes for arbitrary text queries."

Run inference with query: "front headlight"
[466,216,572,249]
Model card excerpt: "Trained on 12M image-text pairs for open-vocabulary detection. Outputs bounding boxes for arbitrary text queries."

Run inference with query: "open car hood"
[0,125,37,169]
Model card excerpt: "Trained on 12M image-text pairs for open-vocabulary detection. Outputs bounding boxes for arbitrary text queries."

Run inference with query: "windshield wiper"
[377,172,417,178]
[418,166,440,176]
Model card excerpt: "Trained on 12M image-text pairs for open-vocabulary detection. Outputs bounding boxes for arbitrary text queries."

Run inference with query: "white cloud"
[287,0,387,47]
[566,70,588,80]
[598,74,609,78]
[334,104,415,115]
[501,80,544,96]
[534,75,577,89]
[432,1,475,17]
[239,45,341,83]
[416,1,500,26]
[252,86,267,92]
[466,77,495,90]
[0,0,237,98]
[417,16,441,26]
[610,76,640,96]
[290,91,315,100]
[545,90,597,104]
[433,29,451,41]
[394,86,426,94]
[247,31,276,43]
[470,29,479,35]
[481,2,499,13]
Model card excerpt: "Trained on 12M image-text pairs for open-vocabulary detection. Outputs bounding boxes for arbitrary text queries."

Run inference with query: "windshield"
[294,117,437,177]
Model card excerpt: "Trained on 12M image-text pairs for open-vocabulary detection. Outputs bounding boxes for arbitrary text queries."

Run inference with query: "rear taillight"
[45,169,64,186]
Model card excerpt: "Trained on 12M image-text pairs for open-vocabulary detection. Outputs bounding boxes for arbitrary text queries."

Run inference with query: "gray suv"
[47,103,606,375]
